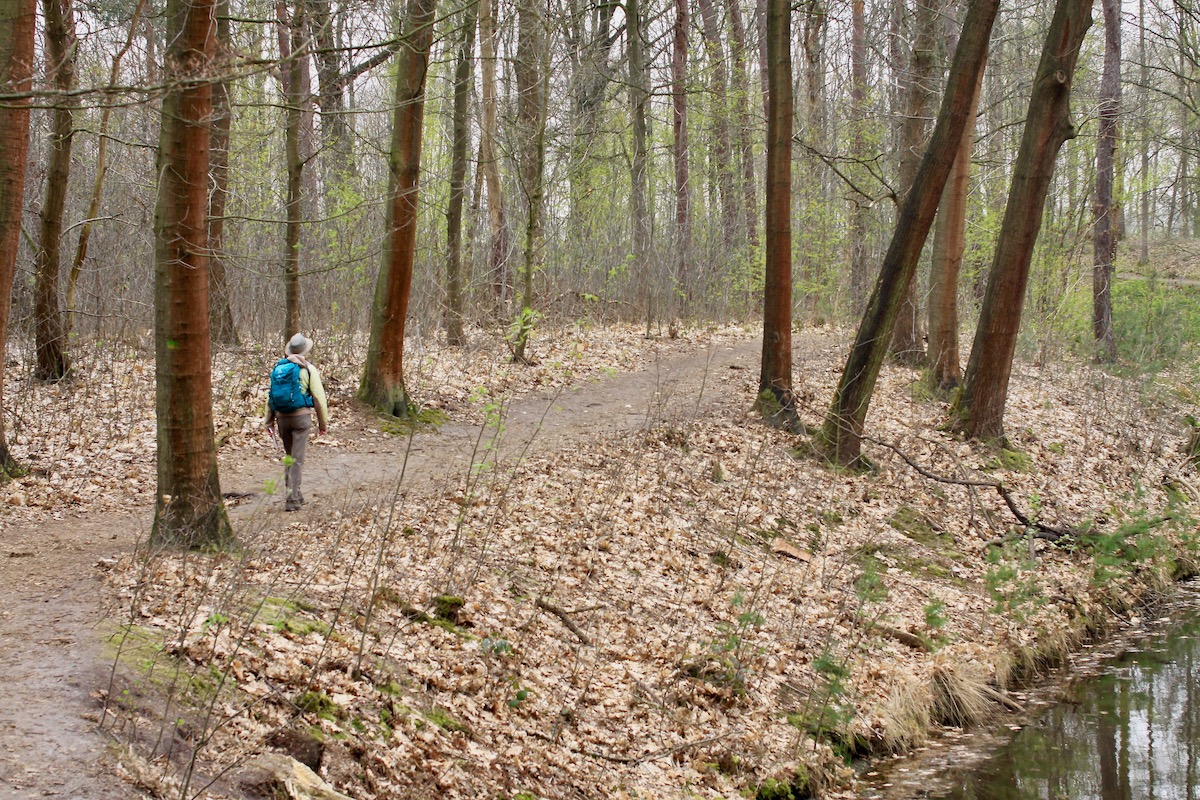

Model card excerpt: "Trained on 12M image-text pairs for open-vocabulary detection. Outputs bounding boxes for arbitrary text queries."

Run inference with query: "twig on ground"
[533,596,592,646]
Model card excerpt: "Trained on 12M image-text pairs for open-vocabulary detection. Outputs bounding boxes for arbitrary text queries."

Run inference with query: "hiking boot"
[284,502,301,512]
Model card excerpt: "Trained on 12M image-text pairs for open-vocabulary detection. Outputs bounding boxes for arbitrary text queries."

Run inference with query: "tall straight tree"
[445,0,478,346]
[34,0,76,381]
[927,5,987,391]
[953,0,1093,441]
[511,0,548,361]
[1092,0,1120,363]
[479,0,509,307]
[278,0,306,340]
[151,0,232,547]
[628,0,652,331]
[359,0,437,415]
[671,0,691,307]
[725,0,758,253]
[208,0,238,346]
[817,0,1000,466]
[848,0,870,312]
[758,0,796,422]
[697,0,736,249]
[890,0,940,365]
[0,0,35,478]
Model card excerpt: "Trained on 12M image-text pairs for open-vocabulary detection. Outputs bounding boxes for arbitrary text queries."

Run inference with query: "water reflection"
[938,620,1200,799]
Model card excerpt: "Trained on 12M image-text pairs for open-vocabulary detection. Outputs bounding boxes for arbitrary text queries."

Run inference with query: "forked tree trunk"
[1092,0,1120,363]
[34,0,76,382]
[817,0,1000,466]
[758,0,796,423]
[928,19,987,392]
[0,0,35,478]
[151,0,232,548]
[359,0,437,415]
[479,0,509,309]
[954,0,1093,441]
[671,0,691,310]
[445,0,478,346]
[208,0,238,347]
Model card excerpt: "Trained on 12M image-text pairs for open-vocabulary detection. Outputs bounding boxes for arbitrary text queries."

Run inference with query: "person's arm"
[308,366,329,433]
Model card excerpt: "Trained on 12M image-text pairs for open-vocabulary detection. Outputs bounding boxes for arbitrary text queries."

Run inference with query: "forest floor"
[2,320,1199,799]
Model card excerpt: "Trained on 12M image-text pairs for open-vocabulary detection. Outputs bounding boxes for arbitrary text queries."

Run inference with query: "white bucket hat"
[286,332,313,358]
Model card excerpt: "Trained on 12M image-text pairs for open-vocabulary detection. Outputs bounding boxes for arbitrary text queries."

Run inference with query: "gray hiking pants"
[276,411,312,509]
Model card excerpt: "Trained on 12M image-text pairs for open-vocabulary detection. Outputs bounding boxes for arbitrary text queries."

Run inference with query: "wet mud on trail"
[0,336,764,799]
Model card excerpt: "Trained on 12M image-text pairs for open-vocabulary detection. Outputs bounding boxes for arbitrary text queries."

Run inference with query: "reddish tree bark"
[758,0,796,423]
[818,0,1000,466]
[955,0,1093,440]
[0,0,35,477]
[151,0,232,547]
[928,18,987,391]
[359,0,437,415]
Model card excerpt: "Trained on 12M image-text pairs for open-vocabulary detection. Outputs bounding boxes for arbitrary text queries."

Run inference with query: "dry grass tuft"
[929,657,992,728]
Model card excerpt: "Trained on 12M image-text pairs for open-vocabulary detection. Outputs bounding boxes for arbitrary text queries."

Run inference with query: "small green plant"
[923,599,949,649]
[509,686,532,708]
[984,542,1046,621]
[481,636,512,656]
[854,556,889,603]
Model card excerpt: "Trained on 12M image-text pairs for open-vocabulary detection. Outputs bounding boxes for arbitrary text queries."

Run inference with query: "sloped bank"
[90,331,1200,800]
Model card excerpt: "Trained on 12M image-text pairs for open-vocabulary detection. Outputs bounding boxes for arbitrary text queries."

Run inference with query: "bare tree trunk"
[512,0,548,362]
[671,0,692,310]
[278,0,305,341]
[34,0,76,382]
[0,0,35,478]
[359,0,437,415]
[758,0,796,424]
[445,0,478,346]
[697,0,737,251]
[208,0,238,347]
[479,0,509,309]
[928,12,986,391]
[1139,0,1149,265]
[954,0,1093,441]
[817,0,1000,466]
[1093,0,1120,363]
[726,0,759,254]
[628,0,652,331]
[848,0,870,313]
[307,0,355,184]
[70,0,146,336]
[151,0,232,548]
[891,0,940,366]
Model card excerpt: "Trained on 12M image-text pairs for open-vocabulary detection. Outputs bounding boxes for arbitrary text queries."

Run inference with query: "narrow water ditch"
[858,581,1200,799]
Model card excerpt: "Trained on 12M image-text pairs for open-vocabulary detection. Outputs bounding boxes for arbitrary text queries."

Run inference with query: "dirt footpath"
[0,336,762,799]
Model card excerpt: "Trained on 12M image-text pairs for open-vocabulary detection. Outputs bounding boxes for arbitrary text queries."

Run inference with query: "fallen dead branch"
[533,596,592,645]
[865,437,1078,543]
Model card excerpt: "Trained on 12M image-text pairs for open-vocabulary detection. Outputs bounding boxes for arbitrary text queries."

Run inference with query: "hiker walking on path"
[265,333,329,511]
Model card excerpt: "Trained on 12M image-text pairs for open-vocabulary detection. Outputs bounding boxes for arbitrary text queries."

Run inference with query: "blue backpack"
[269,359,314,413]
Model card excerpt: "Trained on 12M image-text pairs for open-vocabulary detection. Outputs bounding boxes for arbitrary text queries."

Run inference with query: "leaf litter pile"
[7,322,1200,799]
